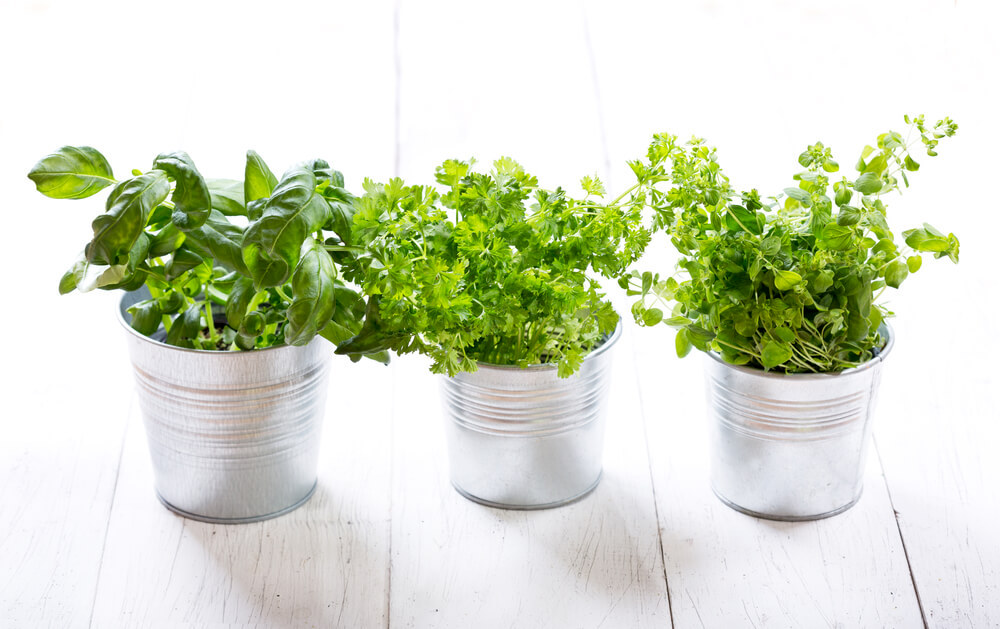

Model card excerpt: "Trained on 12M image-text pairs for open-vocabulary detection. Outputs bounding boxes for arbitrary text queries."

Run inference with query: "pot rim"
[468,318,623,373]
[116,288,310,357]
[705,321,894,380]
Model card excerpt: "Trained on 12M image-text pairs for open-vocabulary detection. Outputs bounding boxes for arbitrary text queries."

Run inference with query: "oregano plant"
[337,157,653,377]
[625,115,958,372]
[29,146,377,358]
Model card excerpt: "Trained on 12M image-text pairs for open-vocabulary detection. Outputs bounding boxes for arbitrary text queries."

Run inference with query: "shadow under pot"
[704,323,894,521]
[439,322,621,510]
[118,289,332,524]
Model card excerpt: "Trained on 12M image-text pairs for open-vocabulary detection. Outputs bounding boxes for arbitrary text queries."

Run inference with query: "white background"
[0,0,997,626]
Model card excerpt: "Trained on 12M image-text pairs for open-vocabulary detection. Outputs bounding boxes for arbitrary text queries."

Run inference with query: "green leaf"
[86,171,170,265]
[903,227,951,252]
[906,255,922,273]
[837,205,862,226]
[28,146,115,199]
[242,165,332,288]
[207,178,246,216]
[641,271,652,295]
[675,328,692,358]
[854,172,883,195]
[285,239,337,346]
[773,327,796,343]
[59,255,89,294]
[165,247,204,281]
[183,210,249,275]
[760,341,792,370]
[642,307,664,326]
[864,154,888,175]
[225,276,257,329]
[148,223,185,257]
[903,155,920,172]
[821,224,854,251]
[834,184,852,207]
[95,233,150,291]
[726,204,763,234]
[245,150,278,204]
[784,187,811,206]
[165,304,203,348]
[127,299,163,336]
[773,269,802,291]
[884,258,908,288]
[152,151,211,230]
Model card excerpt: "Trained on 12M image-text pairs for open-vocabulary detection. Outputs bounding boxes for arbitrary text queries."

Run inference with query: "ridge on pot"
[119,289,332,523]
[441,322,621,509]
[705,324,893,521]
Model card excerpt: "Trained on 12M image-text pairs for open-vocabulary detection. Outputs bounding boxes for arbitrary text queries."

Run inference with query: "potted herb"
[626,115,958,520]
[28,146,378,523]
[338,158,652,508]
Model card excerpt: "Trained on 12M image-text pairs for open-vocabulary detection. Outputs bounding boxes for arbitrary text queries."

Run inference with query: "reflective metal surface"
[440,323,621,509]
[704,325,894,521]
[119,290,331,523]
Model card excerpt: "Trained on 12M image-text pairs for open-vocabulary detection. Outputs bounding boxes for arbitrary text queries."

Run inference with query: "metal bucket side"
[441,323,621,509]
[118,290,332,523]
[704,324,894,521]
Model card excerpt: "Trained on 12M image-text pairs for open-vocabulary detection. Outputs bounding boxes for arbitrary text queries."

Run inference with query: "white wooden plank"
[633,330,923,627]
[874,271,1000,628]
[0,3,144,625]
[89,357,393,628]
[389,2,667,626]
[388,327,669,629]
[586,0,999,625]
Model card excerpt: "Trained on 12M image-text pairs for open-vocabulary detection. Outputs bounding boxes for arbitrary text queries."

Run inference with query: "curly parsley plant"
[338,157,652,376]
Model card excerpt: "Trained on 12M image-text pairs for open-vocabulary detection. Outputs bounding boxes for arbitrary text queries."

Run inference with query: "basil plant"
[29,146,380,359]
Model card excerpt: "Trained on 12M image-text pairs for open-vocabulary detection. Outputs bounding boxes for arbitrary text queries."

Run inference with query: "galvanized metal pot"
[118,290,332,524]
[705,324,894,521]
[440,323,621,510]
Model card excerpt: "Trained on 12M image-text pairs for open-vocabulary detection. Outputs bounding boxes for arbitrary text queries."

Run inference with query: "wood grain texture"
[388,329,670,629]
[1,0,998,626]
[633,329,924,627]
[874,274,1000,628]
[89,358,393,628]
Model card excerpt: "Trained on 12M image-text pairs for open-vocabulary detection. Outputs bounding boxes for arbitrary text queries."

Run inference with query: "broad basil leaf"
[28,146,115,199]
[86,171,169,265]
[59,254,89,294]
[225,276,256,329]
[206,178,245,216]
[242,165,332,288]
[244,150,278,203]
[164,303,204,348]
[183,210,249,275]
[127,299,163,336]
[152,151,211,230]
[285,239,337,346]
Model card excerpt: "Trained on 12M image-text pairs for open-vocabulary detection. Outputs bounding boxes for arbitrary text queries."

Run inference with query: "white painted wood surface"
[1,0,998,627]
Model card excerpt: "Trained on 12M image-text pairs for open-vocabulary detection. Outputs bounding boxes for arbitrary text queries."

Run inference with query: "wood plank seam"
[85,397,132,629]
[631,339,676,627]
[873,435,929,629]
[582,6,674,623]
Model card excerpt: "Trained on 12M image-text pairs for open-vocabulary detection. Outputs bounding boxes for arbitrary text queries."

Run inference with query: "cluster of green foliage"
[627,115,958,372]
[29,146,374,356]
[337,157,652,376]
